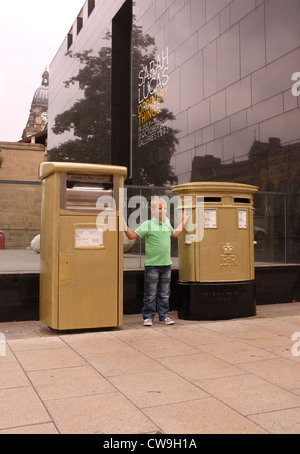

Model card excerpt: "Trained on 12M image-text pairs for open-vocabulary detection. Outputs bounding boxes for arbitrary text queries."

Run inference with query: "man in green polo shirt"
[124,197,189,326]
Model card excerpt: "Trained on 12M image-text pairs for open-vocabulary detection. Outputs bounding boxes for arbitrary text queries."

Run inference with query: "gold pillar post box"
[39,162,127,330]
[172,182,258,320]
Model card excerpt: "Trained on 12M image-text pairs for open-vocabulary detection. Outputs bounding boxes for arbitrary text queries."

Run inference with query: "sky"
[0,0,85,142]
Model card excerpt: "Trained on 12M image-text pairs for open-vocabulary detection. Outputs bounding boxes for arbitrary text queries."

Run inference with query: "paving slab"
[0,303,299,434]
[143,398,267,434]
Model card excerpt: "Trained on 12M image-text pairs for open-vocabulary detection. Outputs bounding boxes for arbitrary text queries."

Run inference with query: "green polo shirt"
[135,216,175,266]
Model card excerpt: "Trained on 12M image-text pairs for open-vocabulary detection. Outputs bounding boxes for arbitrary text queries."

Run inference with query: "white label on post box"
[238,210,247,228]
[75,227,103,247]
[204,209,217,228]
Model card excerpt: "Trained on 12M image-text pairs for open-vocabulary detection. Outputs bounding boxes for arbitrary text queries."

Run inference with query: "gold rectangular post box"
[39,162,127,330]
[172,182,258,320]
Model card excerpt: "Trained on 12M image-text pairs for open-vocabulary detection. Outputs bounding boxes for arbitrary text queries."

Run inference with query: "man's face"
[151,202,167,222]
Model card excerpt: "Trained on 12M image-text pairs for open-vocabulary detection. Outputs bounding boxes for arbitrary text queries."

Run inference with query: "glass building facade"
[48,0,300,266]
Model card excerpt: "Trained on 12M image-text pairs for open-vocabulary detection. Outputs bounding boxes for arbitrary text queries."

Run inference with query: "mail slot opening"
[234,197,250,204]
[61,173,114,211]
[204,197,222,202]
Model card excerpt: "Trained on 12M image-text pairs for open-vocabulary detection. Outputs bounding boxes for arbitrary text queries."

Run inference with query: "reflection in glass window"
[48,0,300,264]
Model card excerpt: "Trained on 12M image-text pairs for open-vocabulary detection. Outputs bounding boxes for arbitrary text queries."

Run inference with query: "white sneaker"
[159,317,175,325]
[143,319,153,326]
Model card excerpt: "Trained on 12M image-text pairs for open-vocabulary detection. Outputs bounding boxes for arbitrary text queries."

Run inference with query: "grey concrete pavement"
[0,249,164,273]
[0,303,300,434]
[0,249,40,273]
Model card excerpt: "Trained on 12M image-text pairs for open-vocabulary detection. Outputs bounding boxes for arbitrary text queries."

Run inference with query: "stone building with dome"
[22,67,49,141]
[0,68,48,249]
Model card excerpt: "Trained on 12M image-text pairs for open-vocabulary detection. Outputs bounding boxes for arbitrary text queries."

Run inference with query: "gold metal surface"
[172,182,258,283]
[39,162,126,330]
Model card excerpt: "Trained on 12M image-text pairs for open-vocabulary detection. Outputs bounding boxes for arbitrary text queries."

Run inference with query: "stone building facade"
[0,142,45,249]
[0,65,48,248]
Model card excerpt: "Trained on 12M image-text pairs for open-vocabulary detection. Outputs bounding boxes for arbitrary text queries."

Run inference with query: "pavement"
[0,302,300,434]
[0,249,166,272]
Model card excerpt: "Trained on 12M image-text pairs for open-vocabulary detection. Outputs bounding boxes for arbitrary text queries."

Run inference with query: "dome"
[31,67,49,108]
[32,85,48,106]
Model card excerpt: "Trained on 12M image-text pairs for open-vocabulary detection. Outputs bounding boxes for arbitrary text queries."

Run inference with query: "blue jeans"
[142,266,171,321]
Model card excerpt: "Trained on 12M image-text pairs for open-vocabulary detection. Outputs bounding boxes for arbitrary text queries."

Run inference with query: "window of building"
[67,27,73,50]
[88,0,95,17]
[77,9,83,35]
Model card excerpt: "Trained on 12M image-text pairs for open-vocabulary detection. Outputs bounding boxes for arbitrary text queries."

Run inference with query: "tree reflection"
[48,25,178,186]
[49,40,112,164]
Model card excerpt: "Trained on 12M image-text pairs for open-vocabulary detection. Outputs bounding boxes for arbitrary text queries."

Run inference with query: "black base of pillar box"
[177,280,256,321]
